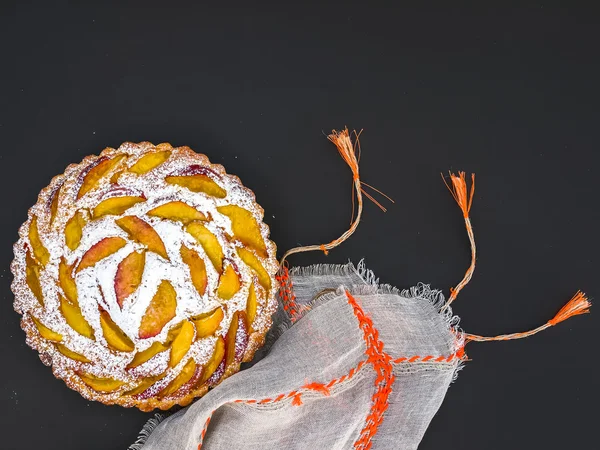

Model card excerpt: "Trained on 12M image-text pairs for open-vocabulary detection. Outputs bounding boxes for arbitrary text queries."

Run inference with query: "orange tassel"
[548,291,591,326]
[279,128,392,266]
[442,171,476,306]
[442,171,475,218]
[466,291,591,343]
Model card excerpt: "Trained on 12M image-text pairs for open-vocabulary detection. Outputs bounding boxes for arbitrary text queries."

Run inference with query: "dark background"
[1,2,598,449]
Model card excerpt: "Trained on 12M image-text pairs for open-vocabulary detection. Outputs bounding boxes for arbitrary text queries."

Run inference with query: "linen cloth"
[129,261,463,450]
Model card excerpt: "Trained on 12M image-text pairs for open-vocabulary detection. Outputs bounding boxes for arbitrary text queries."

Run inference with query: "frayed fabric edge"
[289,259,466,381]
[127,413,166,450]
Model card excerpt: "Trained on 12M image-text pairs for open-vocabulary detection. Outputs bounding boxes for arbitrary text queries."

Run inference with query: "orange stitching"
[197,413,213,449]
[345,291,395,450]
[391,351,466,365]
[275,266,301,321]
[303,382,331,396]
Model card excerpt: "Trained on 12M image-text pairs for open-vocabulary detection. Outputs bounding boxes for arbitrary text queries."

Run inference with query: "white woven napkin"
[129,260,464,450]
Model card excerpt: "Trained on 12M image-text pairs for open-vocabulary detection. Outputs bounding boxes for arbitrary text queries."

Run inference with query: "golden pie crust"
[11,142,278,411]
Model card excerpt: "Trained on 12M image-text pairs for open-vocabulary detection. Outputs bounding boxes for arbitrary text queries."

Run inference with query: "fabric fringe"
[127,413,166,450]
[288,260,465,379]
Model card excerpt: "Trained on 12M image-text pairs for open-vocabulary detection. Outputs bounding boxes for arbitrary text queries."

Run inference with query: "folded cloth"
[129,261,464,450]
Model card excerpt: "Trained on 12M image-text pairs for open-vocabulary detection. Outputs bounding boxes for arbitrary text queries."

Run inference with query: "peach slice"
[56,344,91,363]
[25,249,44,306]
[186,222,223,273]
[217,205,267,257]
[192,308,224,339]
[31,316,62,342]
[77,154,127,199]
[127,341,169,369]
[114,250,146,307]
[165,174,226,198]
[169,320,195,368]
[79,373,125,392]
[29,216,50,266]
[76,237,127,273]
[160,358,198,397]
[147,201,207,224]
[125,373,166,396]
[59,295,95,339]
[246,282,257,331]
[237,247,271,291]
[64,210,87,251]
[217,265,241,300]
[199,337,225,384]
[129,150,171,175]
[180,244,208,296]
[225,311,240,368]
[236,312,250,362]
[59,257,78,305]
[139,280,177,339]
[116,216,169,260]
[100,310,135,352]
[109,169,125,184]
[48,182,63,226]
[92,196,146,218]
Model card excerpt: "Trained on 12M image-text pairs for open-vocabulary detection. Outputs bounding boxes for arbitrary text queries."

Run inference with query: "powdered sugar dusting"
[11,142,278,409]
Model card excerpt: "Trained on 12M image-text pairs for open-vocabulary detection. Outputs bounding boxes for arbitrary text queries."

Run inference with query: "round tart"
[11,142,278,411]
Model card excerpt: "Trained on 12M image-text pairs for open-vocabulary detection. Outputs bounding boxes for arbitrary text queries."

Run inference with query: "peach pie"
[11,142,278,411]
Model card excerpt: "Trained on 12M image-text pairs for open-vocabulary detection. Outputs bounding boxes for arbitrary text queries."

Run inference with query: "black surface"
[1,2,598,449]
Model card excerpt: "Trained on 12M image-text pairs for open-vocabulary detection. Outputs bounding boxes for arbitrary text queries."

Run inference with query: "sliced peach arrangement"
[59,257,78,304]
[25,248,44,306]
[186,222,224,273]
[30,316,63,342]
[79,372,126,392]
[147,201,207,224]
[116,216,168,260]
[217,205,267,257]
[77,154,127,199]
[139,280,177,339]
[165,173,226,198]
[76,237,127,273]
[192,308,224,339]
[160,359,198,397]
[180,244,207,296]
[92,196,146,218]
[56,344,91,363]
[114,250,146,307]
[128,150,171,175]
[169,320,195,368]
[100,310,134,352]
[59,295,95,339]
[28,216,50,265]
[237,247,271,291]
[217,265,241,300]
[64,210,88,251]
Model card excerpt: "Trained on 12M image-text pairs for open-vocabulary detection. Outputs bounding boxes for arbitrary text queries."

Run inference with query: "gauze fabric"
[129,261,463,450]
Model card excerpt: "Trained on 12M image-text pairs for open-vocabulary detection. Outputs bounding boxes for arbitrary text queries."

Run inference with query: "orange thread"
[291,394,303,406]
[391,351,467,364]
[466,291,591,342]
[303,382,331,396]
[197,413,214,449]
[345,291,395,450]
[275,266,301,321]
[442,171,476,306]
[279,128,392,266]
